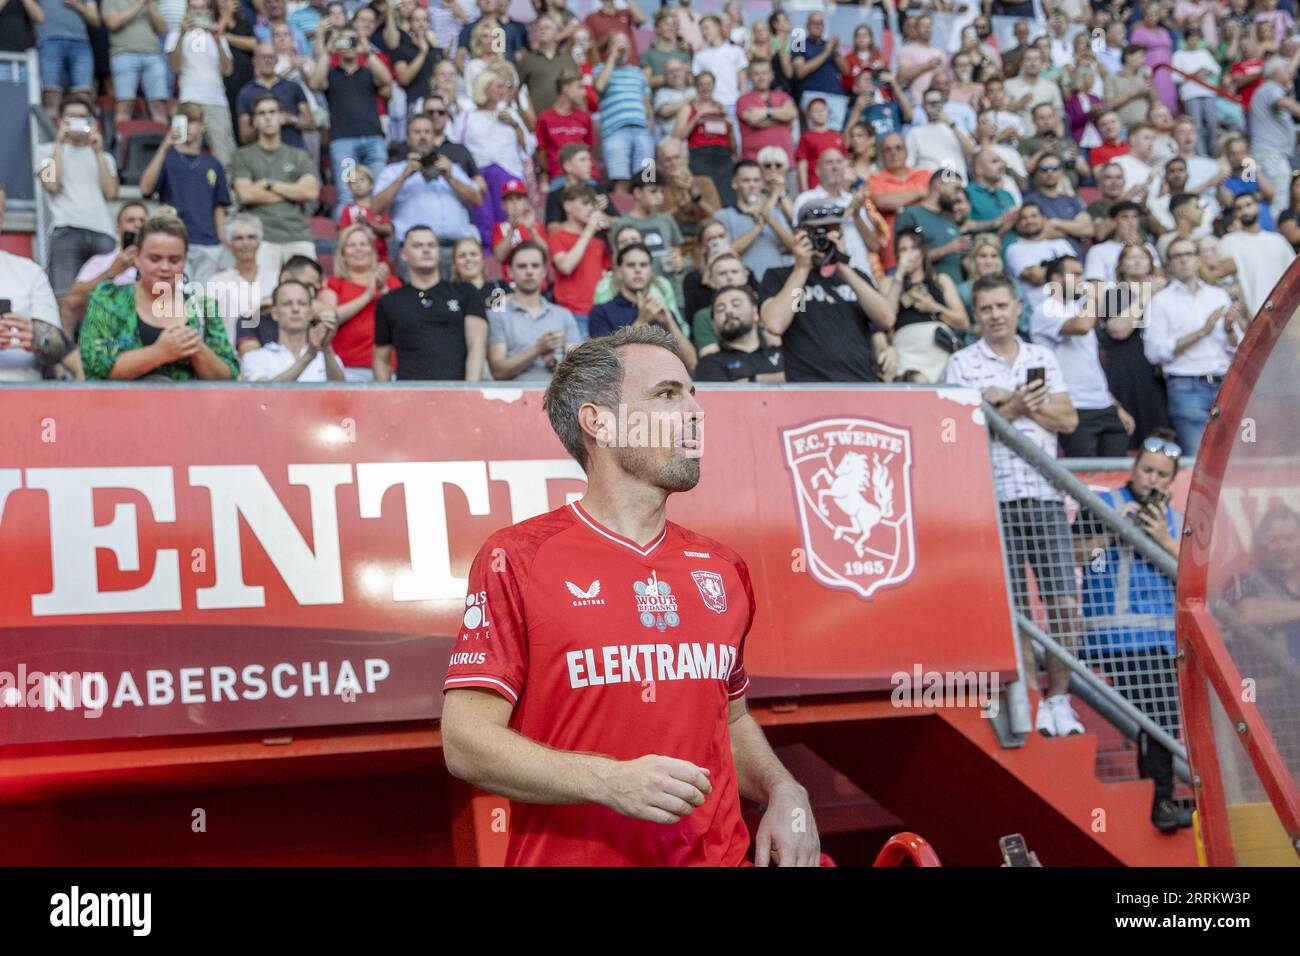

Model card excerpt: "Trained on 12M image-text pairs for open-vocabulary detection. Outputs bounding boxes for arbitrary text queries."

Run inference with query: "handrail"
[872,832,943,867]
[1151,62,1243,105]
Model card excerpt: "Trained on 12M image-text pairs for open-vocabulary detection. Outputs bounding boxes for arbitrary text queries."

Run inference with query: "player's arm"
[441,688,714,825]
[728,696,821,866]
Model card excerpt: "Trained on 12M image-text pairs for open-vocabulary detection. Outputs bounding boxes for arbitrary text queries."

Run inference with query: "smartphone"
[121,230,138,250]
[335,35,355,50]
[0,298,11,316]
[850,177,865,191]
[69,118,92,134]
[999,833,1032,867]
[1026,366,1046,389]
[193,15,211,28]
[171,115,188,142]
[1145,487,1171,509]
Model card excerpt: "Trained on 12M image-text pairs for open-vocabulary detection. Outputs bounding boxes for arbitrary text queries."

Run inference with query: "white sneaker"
[1035,698,1057,737]
[1049,694,1085,736]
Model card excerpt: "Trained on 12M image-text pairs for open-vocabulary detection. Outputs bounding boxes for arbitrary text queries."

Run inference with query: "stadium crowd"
[4,0,1298,836]
[0,0,1297,450]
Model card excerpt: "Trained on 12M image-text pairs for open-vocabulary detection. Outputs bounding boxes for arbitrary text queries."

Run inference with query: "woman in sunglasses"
[882,228,968,383]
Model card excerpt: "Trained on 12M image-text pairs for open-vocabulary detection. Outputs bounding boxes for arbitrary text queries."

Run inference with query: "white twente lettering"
[0,460,584,617]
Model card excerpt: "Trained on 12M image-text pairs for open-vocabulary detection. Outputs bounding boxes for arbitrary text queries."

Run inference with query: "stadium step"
[751,692,1198,867]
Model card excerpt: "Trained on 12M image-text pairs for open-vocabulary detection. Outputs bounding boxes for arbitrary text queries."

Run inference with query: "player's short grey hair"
[543,325,685,471]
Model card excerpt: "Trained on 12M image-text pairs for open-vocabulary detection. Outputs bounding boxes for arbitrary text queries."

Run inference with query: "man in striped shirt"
[593,31,654,195]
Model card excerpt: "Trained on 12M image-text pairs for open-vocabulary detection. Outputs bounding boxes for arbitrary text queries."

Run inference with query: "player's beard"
[614,442,701,492]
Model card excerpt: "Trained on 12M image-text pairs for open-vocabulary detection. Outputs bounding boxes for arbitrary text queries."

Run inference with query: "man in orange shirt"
[868,132,931,270]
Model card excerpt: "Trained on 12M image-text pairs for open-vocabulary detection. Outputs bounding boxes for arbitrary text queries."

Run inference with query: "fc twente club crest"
[690,570,727,614]
[782,418,916,600]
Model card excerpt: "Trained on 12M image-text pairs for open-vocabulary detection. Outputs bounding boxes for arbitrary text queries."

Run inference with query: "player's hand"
[754,781,820,866]
[599,754,712,824]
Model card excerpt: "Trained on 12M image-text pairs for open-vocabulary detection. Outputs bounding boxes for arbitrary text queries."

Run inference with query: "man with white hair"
[1249,53,1300,219]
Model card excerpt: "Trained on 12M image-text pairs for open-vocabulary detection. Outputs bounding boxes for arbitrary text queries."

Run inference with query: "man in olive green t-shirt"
[103,0,170,124]
[230,94,321,273]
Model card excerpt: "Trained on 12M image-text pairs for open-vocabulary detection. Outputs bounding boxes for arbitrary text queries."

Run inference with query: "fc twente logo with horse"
[782,418,917,600]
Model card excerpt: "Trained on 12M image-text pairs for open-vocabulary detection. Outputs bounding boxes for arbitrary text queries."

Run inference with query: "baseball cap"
[501,179,528,199]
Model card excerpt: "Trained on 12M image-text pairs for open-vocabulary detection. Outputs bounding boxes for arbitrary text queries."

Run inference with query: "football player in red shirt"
[441,325,820,866]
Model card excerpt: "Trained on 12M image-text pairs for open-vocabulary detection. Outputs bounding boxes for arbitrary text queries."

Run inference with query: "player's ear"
[579,402,618,451]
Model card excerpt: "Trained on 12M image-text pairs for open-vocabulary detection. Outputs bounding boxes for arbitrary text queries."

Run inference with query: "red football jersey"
[444,501,755,867]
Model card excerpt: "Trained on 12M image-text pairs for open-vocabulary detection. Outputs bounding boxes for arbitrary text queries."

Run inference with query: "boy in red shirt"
[536,72,596,187]
[337,164,395,262]
[795,98,845,192]
[547,183,612,333]
[492,179,549,289]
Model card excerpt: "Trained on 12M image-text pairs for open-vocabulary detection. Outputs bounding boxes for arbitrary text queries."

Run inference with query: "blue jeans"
[329,134,388,218]
[110,51,170,102]
[601,124,655,182]
[1165,376,1219,459]
[38,38,94,93]
[800,90,849,132]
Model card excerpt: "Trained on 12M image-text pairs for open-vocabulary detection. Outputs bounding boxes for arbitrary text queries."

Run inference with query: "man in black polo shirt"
[308,23,393,219]
[757,204,897,382]
[694,286,785,383]
[372,225,489,381]
[237,43,313,148]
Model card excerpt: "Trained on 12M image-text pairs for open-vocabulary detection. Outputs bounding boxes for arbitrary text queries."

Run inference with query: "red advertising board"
[0,385,1018,745]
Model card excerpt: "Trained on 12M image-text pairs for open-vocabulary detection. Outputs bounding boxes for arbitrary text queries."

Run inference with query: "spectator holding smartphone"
[138,102,232,285]
[944,273,1081,738]
[64,202,149,327]
[547,183,612,337]
[165,0,237,168]
[0,183,72,382]
[1073,428,1191,832]
[36,97,120,337]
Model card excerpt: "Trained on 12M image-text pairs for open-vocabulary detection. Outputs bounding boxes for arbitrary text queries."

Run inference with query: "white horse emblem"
[813,452,896,557]
[782,417,916,601]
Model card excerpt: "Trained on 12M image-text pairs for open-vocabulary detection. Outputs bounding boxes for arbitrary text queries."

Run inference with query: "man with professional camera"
[756,203,896,382]
[372,110,484,278]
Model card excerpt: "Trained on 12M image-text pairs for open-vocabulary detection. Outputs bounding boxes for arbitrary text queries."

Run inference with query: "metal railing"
[983,401,1190,785]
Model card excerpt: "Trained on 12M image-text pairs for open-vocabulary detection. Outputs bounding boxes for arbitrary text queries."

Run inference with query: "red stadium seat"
[319,184,338,211]
[309,216,337,239]
[609,192,635,215]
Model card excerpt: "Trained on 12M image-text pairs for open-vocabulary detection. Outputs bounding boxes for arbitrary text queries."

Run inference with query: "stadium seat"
[319,184,338,212]
[309,216,337,239]
[610,192,634,215]
[115,120,167,186]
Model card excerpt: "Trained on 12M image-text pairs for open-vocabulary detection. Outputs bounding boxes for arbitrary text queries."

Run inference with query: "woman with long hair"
[674,70,738,208]
[768,10,795,98]
[80,214,238,381]
[949,51,985,111]
[957,233,1032,341]
[538,0,578,50]
[745,17,774,69]
[569,24,599,113]
[463,16,509,109]
[842,24,883,96]
[882,229,969,383]
[450,237,509,303]
[1096,242,1172,447]
[318,223,402,381]
[461,69,536,246]
[845,122,877,182]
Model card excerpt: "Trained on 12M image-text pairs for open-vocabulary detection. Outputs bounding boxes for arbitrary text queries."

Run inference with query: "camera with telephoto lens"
[798,204,850,267]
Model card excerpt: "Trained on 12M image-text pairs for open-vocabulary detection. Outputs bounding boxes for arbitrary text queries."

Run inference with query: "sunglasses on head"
[1142,437,1182,459]
[1039,163,1061,172]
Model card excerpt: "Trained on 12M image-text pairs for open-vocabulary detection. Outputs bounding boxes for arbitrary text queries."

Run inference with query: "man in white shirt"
[1004,48,1064,127]
[1202,193,1296,318]
[165,0,236,167]
[1083,202,1161,282]
[1170,116,1222,196]
[793,149,880,276]
[1004,203,1078,312]
[905,86,974,180]
[1111,123,1157,198]
[1148,157,1220,237]
[1171,26,1221,158]
[35,97,120,335]
[0,184,71,382]
[240,279,346,381]
[1031,254,1132,457]
[943,272,1082,738]
[1143,236,1243,457]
